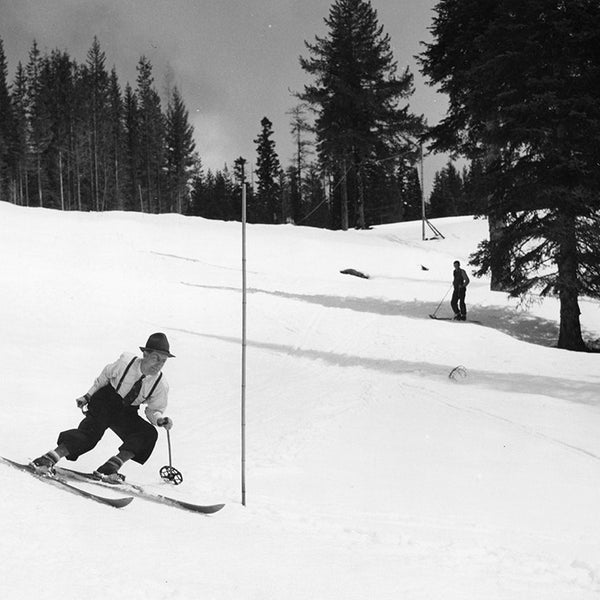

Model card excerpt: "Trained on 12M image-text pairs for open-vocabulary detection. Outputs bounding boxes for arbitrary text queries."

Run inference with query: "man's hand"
[76,394,90,412]
[157,416,173,430]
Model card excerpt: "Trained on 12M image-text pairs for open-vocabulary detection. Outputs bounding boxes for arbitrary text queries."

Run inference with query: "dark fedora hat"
[140,332,175,357]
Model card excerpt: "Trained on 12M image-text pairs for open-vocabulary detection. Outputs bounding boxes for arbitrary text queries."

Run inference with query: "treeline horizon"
[0,33,438,229]
[0,36,198,216]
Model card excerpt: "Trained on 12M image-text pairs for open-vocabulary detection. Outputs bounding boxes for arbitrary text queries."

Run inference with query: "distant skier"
[451,260,470,320]
[31,333,175,483]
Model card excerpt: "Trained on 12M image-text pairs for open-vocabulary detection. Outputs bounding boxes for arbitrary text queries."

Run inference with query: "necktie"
[123,375,145,405]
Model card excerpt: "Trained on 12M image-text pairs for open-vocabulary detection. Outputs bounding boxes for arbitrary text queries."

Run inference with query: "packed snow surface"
[1,201,599,599]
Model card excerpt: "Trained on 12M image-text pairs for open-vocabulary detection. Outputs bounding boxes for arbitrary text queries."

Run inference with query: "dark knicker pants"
[450,286,467,317]
[57,384,158,465]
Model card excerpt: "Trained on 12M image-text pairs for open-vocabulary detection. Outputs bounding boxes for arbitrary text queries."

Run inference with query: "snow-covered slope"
[1,201,599,599]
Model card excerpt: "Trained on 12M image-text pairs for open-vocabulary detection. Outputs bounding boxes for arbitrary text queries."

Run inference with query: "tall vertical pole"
[241,184,247,506]
[420,143,426,241]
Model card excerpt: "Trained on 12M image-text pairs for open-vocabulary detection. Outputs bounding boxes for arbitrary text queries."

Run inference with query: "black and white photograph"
[1,1,599,598]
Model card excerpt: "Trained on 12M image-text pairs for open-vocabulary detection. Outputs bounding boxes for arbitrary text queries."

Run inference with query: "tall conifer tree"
[253,116,281,224]
[165,85,195,213]
[26,41,53,208]
[10,63,29,205]
[123,83,141,210]
[44,49,74,210]
[85,37,110,210]
[428,162,463,218]
[0,39,14,201]
[287,103,313,223]
[107,67,125,210]
[300,0,422,229]
[419,0,600,350]
[136,56,164,213]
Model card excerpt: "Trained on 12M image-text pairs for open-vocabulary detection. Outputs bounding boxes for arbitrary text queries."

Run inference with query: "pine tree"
[106,67,125,210]
[428,162,463,217]
[85,37,111,210]
[136,56,165,213]
[0,39,12,201]
[233,156,251,220]
[233,156,248,185]
[44,50,72,210]
[190,166,239,221]
[215,167,236,220]
[10,63,29,205]
[401,166,422,222]
[285,164,301,224]
[165,85,196,213]
[26,41,53,208]
[301,163,329,227]
[300,0,422,229]
[253,116,281,224]
[123,83,141,210]
[360,162,397,225]
[190,169,215,219]
[0,39,17,202]
[71,62,92,210]
[461,159,486,216]
[419,0,600,350]
[287,103,314,223]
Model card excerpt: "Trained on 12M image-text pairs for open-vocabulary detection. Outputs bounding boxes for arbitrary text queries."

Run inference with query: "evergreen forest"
[0,1,431,230]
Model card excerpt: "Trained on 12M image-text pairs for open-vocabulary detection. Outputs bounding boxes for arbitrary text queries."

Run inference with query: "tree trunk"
[355,163,366,229]
[36,153,43,208]
[24,168,29,207]
[93,114,100,212]
[9,177,16,205]
[101,163,108,211]
[75,146,82,211]
[18,165,24,205]
[556,212,586,351]
[115,153,121,210]
[296,129,303,207]
[88,133,94,210]
[59,151,65,211]
[340,159,349,231]
[145,144,152,213]
[488,215,511,292]
[156,164,162,213]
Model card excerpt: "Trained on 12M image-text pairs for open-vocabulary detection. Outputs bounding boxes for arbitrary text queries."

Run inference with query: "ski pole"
[159,429,183,485]
[166,429,173,464]
[431,284,452,318]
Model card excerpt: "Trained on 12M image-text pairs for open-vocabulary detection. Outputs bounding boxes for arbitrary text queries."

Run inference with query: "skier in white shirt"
[31,333,174,482]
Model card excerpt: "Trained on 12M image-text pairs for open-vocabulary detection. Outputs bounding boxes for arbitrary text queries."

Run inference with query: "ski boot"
[30,451,59,475]
[93,456,126,484]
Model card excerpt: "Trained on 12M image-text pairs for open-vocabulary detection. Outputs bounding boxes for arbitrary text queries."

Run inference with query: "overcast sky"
[0,0,452,193]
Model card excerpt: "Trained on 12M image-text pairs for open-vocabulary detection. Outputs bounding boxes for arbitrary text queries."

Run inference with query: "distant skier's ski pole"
[430,284,452,318]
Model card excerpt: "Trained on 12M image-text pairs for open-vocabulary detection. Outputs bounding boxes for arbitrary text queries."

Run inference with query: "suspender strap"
[115,358,136,392]
[115,357,162,400]
[146,372,163,400]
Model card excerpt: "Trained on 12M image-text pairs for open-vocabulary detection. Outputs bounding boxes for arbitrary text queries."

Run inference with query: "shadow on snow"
[182,281,570,347]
